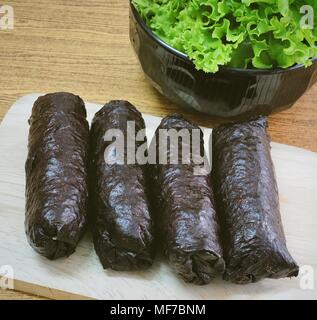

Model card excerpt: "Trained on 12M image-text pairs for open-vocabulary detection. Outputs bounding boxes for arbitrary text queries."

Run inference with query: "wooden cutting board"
[0,94,316,300]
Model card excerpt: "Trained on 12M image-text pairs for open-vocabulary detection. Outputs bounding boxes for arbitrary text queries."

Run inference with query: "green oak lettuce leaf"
[132,0,317,73]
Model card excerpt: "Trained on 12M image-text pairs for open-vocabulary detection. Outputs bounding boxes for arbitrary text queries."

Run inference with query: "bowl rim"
[130,2,317,75]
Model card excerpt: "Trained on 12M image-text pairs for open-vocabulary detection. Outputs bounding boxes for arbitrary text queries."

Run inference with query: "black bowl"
[129,2,317,121]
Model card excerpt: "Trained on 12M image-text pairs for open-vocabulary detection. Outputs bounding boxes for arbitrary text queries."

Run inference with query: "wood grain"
[0,0,316,299]
[0,289,46,300]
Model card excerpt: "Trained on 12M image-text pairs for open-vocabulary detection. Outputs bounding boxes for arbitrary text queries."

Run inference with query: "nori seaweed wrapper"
[212,116,299,284]
[150,114,225,285]
[90,100,154,271]
[25,92,89,260]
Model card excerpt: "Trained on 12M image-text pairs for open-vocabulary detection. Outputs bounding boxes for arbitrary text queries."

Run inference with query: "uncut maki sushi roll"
[150,114,225,285]
[212,117,299,284]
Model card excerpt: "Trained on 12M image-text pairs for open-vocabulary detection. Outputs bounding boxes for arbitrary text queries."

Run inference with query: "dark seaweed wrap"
[150,114,225,285]
[90,100,154,271]
[212,117,299,284]
[25,92,89,260]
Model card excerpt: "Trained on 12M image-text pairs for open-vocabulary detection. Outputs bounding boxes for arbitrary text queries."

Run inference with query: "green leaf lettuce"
[132,0,317,73]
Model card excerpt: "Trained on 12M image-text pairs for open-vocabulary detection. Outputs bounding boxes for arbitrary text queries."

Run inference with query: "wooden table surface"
[0,0,316,300]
